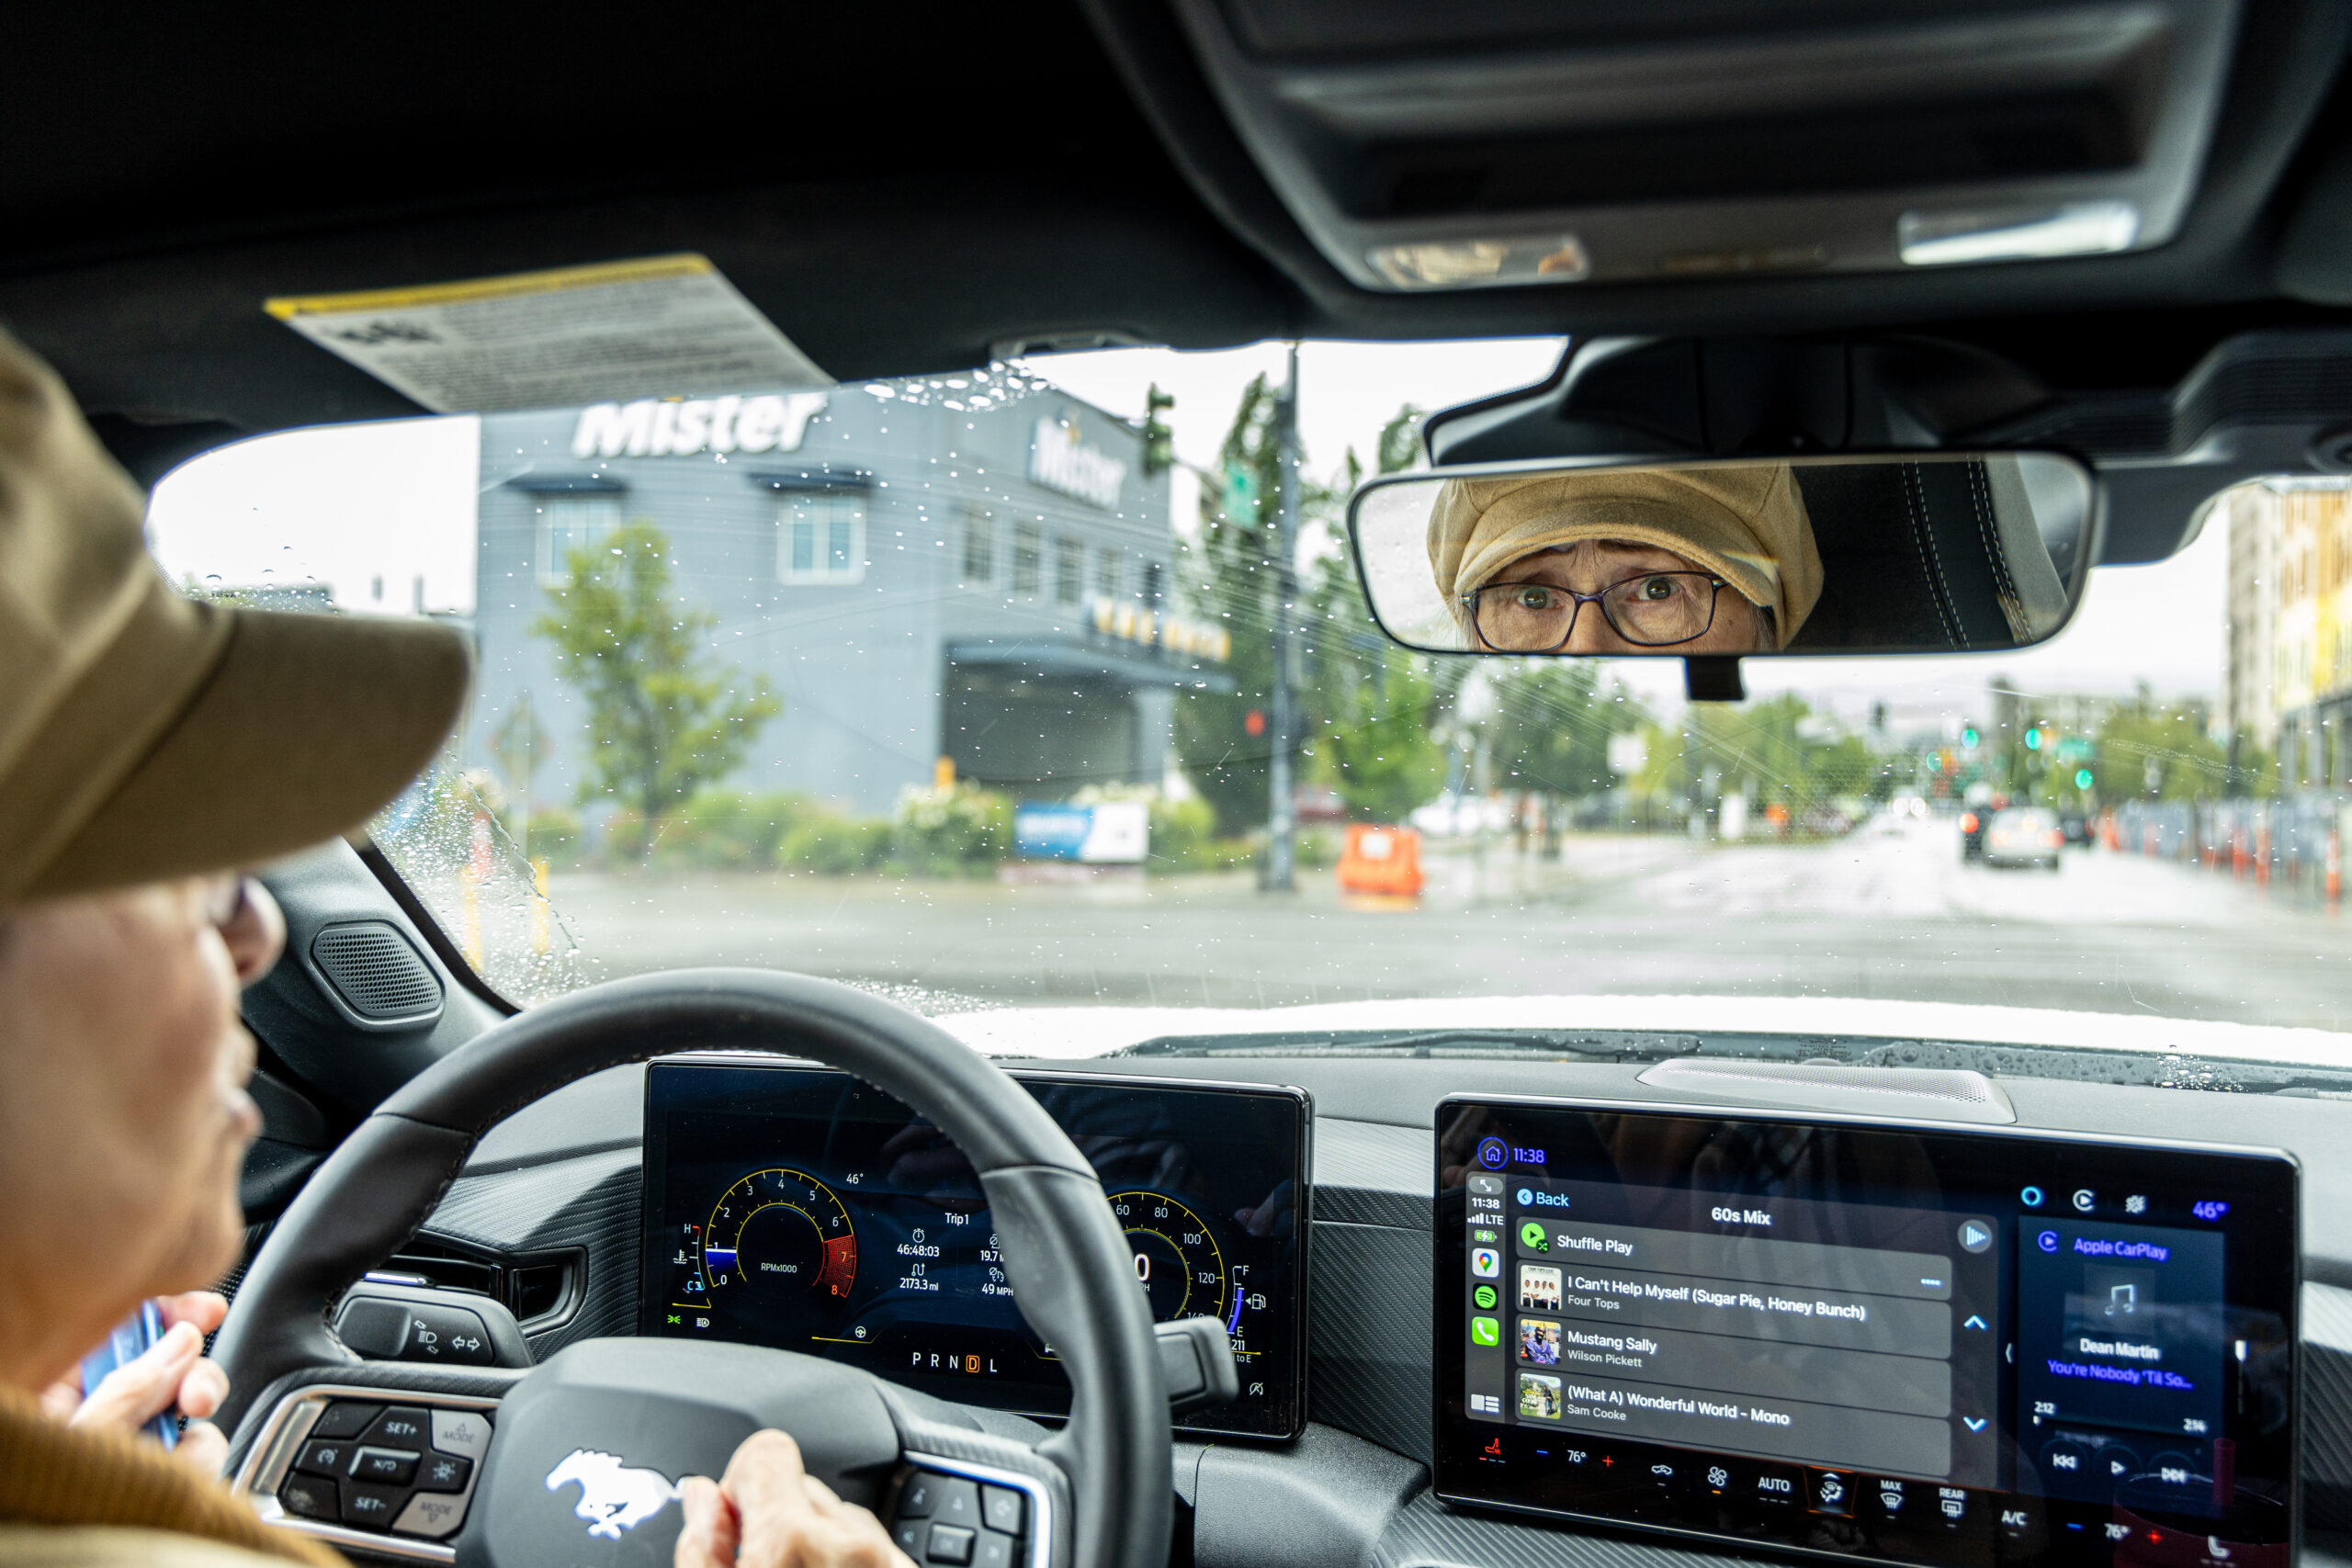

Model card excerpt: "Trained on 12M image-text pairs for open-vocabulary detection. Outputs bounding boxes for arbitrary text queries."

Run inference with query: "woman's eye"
[1511,586,1556,609]
[1638,576,1679,600]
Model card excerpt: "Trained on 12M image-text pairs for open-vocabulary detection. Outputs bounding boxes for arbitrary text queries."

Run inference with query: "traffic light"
[2024,726,2043,751]
[1142,385,1175,477]
[2075,768,2095,790]
[1961,727,1980,750]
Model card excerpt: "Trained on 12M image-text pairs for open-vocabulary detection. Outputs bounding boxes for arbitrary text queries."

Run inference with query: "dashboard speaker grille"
[309,921,443,1025]
[1634,1058,2017,1123]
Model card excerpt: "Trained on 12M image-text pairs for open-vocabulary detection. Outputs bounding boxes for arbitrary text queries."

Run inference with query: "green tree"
[1376,404,1424,476]
[1318,655,1446,820]
[2096,700,2234,802]
[1484,662,1637,797]
[533,519,781,855]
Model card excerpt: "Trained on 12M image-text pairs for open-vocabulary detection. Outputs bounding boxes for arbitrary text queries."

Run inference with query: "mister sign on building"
[464,379,1228,822]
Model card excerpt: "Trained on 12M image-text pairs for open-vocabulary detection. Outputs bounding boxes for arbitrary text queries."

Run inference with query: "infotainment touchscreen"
[1435,1099,2299,1568]
[640,1059,1307,1438]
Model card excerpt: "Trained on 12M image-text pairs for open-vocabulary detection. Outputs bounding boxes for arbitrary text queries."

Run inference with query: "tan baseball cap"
[0,328,469,903]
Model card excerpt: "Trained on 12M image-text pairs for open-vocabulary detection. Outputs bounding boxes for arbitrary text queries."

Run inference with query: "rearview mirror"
[1349,453,2096,658]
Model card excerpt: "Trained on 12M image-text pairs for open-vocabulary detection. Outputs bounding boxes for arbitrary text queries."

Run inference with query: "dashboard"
[394,1052,2352,1568]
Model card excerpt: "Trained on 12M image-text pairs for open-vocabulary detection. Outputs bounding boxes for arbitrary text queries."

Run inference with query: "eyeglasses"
[199,874,258,931]
[1462,571,1727,651]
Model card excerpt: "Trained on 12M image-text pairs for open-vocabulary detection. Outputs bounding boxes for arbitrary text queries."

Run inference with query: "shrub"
[1145,795,1217,873]
[777,815,893,875]
[893,784,1012,875]
[652,790,813,870]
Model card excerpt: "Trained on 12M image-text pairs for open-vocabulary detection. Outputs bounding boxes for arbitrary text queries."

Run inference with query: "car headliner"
[4,2,2351,500]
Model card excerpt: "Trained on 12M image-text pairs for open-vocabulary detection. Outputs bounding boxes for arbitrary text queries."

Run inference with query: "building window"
[777,490,866,585]
[1012,523,1042,594]
[1143,561,1166,606]
[1055,536,1084,606]
[1092,547,1123,600]
[963,509,996,584]
[536,494,622,586]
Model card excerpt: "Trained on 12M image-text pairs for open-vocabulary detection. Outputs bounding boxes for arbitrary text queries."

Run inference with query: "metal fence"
[2108,794,2352,902]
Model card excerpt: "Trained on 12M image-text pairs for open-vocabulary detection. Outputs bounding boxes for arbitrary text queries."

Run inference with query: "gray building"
[465,381,1227,819]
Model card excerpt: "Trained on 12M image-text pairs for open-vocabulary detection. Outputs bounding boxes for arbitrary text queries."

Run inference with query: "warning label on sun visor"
[265,254,830,413]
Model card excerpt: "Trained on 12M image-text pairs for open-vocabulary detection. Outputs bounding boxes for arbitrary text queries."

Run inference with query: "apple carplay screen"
[639,1060,1307,1438]
[1435,1100,2299,1568]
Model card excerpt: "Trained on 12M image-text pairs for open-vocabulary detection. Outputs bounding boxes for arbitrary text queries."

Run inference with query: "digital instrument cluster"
[639,1060,1308,1438]
[1436,1100,2299,1568]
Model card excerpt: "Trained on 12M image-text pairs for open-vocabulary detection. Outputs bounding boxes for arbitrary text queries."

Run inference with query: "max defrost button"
[416,1451,472,1493]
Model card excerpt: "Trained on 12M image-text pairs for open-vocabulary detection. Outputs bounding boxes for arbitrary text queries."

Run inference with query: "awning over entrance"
[945,637,1235,694]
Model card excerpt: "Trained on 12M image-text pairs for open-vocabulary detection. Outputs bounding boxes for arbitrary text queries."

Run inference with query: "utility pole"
[1264,343,1300,892]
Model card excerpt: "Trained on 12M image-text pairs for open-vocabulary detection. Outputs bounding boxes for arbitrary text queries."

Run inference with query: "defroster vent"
[307,920,444,1029]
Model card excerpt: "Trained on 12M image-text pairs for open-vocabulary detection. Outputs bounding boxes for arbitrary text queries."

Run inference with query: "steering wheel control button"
[361,1406,430,1448]
[351,1447,421,1485]
[294,1439,349,1478]
[277,1474,340,1522]
[893,1520,928,1558]
[339,1481,407,1528]
[392,1491,470,1540]
[972,1531,1018,1568]
[307,1402,380,1440]
[428,1408,493,1461]
[899,1472,942,1517]
[416,1451,473,1493]
[931,1478,982,1529]
[979,1485,1024,1535]
[925,1524,977,1565]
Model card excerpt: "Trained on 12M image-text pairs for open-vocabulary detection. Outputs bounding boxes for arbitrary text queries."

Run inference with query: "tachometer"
[1106,1190,1230,1326]
[705,1168,857,1302]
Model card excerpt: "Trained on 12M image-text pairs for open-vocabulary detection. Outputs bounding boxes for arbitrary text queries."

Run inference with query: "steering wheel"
[210,970,1170,1568]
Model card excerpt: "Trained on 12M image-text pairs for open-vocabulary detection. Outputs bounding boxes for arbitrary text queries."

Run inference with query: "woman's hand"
[676,1430,911,1568]
[39,1292,232,1476]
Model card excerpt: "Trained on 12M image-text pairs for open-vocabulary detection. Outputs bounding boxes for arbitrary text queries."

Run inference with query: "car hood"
[933,993,2352,1070]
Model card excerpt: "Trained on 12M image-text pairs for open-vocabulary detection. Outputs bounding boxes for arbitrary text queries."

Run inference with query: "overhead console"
[639,1059,1307,1439]
[1435,1099,2299,1568]
[1160,0,2238,290]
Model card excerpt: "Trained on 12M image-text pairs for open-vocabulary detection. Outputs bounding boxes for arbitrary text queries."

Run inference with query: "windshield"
[146,341,2352,1064]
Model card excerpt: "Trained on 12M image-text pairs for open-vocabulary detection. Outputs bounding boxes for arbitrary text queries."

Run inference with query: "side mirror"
[1349,453,2098,694]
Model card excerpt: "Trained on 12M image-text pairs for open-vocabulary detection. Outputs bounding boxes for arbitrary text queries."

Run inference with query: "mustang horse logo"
[545,1449,681,1540]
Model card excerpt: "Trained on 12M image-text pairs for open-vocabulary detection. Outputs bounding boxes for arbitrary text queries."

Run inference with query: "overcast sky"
[147,335,2233,728]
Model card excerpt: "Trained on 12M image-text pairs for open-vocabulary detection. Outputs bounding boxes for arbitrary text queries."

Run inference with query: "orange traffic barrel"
[1338,824,1425,897]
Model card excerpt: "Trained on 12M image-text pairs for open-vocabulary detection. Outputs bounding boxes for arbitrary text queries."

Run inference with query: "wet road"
[541,815,2352,1033]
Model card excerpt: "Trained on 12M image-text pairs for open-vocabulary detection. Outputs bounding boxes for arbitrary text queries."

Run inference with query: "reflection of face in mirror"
[1356,454,2095,657]
[1428,465,1823,653]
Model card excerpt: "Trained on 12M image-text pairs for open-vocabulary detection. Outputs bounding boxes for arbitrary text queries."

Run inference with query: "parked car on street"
[1984,807,2064,871]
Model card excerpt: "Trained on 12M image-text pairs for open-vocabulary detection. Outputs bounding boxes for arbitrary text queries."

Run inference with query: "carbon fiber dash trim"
[1375,1488,1782,1568]
[420,1146,639,1358]
[1311,1221,1431,1462]
[2306,1280,2352,1527]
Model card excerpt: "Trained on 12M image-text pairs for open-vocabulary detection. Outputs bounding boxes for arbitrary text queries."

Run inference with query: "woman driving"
[0,331,908,1568]
[1426,464,1824,654]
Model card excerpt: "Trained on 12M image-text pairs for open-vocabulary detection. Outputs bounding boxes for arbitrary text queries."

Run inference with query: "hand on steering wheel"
[677,1431,912,1568]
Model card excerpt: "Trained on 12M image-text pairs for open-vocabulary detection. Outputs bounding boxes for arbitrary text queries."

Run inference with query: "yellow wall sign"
[1090,595,1230,662]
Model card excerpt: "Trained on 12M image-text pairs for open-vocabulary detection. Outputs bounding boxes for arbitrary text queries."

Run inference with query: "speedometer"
[1107,1190,1230,1327]
[705,1168,858,1303]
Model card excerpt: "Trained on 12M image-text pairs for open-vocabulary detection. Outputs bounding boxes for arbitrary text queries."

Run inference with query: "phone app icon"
[1471,1247,1501,1278]
[1474,1285,1498,1310]
[1471,1316,1500,1347]
[1520,1221,1548,1252]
